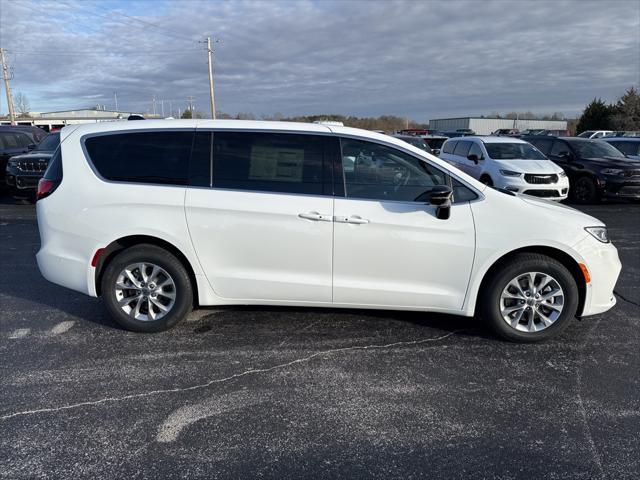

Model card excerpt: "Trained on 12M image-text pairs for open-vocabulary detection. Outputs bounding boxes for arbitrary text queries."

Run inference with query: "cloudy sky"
[0,0,638,121]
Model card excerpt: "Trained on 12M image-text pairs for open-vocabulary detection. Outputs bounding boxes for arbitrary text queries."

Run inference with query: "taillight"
[36,178,59,201]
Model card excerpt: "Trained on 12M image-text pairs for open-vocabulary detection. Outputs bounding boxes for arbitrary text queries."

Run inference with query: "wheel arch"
[471,245,587,317]
[95,235,199,306]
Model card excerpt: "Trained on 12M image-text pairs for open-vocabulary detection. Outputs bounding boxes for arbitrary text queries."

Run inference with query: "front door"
[332,138,476,310]
[185,130,335,302]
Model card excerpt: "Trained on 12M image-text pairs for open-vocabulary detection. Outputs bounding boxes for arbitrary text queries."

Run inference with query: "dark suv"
[0,128,36,188]
[5,132,60,200]
[523,136,640,203]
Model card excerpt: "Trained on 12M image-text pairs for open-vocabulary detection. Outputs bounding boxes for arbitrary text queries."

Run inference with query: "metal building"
[429,117,568,135]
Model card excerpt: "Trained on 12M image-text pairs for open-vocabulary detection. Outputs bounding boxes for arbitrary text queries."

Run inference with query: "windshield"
[35,133,60,151]
[484,142,547,160]
[577,131,596,138]
[572,140,625,158]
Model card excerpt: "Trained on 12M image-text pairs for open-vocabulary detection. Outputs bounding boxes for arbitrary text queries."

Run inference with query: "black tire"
[480,175,493,187]
[480,253,579,343]
[101,244,193,332]
[571,176,598,204]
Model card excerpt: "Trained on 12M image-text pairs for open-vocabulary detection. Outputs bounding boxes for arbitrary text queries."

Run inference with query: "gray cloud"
[0,0,638,121]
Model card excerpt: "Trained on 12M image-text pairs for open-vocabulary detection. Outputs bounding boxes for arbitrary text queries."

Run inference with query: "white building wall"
[430,118,568,135]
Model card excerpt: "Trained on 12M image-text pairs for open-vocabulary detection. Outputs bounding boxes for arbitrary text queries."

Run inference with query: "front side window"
[84,131,194,185]
[527,138,553,155]
[453,141,472,157]
[571,140,625,158]
[608,141,639,156]
[549,140,571,157]
[212,132,326,195]
[340,138,446,202]
[442,140,457,154]
[468,142,484,159]
[483,142,546,160]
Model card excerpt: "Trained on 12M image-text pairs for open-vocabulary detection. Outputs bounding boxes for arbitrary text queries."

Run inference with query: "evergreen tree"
[611,87,640,130]
[575,98,615,133]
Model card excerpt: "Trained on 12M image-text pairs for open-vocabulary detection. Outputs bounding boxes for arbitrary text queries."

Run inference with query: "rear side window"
[44,146,63,181]
[453,140,472,157]
[442,140,457,154]
[212,132,326,195]
[84,131,194,185]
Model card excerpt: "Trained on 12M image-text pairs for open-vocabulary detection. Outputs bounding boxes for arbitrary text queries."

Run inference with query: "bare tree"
[14,92,31,116]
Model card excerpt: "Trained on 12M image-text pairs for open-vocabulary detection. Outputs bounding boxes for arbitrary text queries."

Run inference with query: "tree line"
[575,87,640,133]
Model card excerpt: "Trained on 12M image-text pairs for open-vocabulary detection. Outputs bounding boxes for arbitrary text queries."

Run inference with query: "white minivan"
[36,120,621,342]
[440,136,570,200]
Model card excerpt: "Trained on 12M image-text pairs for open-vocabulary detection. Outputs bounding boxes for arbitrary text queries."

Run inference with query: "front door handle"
[334,215,369,224]
[298,211,332,222]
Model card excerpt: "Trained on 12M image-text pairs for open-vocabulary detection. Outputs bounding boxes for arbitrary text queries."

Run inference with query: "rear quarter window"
[84,131,194,185]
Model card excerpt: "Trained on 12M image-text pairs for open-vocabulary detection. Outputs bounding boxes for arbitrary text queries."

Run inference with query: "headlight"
[601,168,623,176]
[559,170,567,177]
[585,226,610,243]
[499,169,521,177]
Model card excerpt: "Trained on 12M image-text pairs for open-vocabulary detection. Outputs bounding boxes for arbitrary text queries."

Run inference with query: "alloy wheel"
[114,262,176,321]
[500,272,564,333]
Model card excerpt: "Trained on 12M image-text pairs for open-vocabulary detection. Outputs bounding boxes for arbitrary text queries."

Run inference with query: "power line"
[95,6,198,43]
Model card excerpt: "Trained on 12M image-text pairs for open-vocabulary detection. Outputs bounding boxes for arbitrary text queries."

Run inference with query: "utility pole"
[1,48,16,125]
[206,36,216,119]
[161,99,164,118]
[152,95,157,116]
[114,91,118,111]
[169,100,172,118]
[187,96,194,113]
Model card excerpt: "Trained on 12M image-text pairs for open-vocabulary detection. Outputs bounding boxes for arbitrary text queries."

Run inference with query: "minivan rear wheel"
[480,253,578,342]
[101,244,193,332]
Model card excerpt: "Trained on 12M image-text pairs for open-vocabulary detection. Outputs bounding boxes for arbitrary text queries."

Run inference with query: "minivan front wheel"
[101,244,193,332]
[480,253,578,342]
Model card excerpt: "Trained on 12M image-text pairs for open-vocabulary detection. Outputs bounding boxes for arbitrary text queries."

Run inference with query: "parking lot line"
[8,328,31,339]
[50,321,75,335]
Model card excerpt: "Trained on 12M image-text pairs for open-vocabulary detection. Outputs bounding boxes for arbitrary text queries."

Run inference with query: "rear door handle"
[298,211,332,222]
[334,215,369,224]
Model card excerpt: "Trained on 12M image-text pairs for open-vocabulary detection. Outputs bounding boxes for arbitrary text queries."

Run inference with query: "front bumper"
[496,176,570,201]
[573,234,622,316]
[600,176,640,199]
[6,173,41,190]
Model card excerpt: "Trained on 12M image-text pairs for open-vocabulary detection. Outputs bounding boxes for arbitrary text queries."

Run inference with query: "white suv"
[36,120,621,342]
[440,136,570,201]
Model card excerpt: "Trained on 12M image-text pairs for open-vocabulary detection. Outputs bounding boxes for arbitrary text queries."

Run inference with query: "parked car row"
[436,135,640,203]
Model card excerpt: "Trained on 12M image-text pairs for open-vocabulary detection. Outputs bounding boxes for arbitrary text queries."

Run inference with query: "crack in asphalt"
[0,329,465,421]
[575,317,605,480]
[614,290,640,308]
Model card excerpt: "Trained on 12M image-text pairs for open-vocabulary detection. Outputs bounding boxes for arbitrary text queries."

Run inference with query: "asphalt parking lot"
[0,199,638,479]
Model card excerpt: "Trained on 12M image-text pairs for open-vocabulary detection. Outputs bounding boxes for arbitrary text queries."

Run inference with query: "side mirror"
[432,149,441,156]
[428,185,453,220]
[467,153,480,164]
[28,143,36,150]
